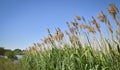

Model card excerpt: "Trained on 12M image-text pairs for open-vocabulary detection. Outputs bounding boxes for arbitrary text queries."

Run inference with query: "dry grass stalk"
[66,22,70,28]
[107,20,113,33]
[90,17,109,53]
[47,28,51,34]
[82,16,86,22]
[98,11,114,42]
[91,16,101,32]
[107,4,120,42]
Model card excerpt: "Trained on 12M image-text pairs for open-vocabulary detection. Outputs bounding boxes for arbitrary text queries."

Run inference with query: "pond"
[14,55,23,63]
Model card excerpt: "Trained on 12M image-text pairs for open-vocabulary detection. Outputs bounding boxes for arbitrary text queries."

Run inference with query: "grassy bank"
[0,57,24,70]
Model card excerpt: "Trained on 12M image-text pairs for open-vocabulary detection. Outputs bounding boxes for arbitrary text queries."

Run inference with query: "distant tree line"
[0,47,24,60]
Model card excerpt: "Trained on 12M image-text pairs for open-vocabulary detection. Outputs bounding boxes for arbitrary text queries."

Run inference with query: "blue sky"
[0,0,119,50]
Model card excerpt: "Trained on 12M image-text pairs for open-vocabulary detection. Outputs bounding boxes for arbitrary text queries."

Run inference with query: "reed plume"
[107,4,119,20]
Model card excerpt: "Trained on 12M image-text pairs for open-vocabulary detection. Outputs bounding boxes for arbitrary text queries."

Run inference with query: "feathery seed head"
[69,27,75,34]
[43,37,48,44]
[98,12,107,22]
[80,24,89,29]
[71,20,78,27]
[69,36,75,44]
[65,30,69,35]
[88,26,96,33]
[75,15,81,20]
[37,43,42,47]
[107,4,119,20]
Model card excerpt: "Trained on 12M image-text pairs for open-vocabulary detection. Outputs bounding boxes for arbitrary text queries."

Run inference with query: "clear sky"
[0,0,119,50]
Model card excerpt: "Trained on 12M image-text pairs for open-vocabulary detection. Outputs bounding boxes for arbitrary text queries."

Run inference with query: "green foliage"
[0,48,24,70]
[0,57,24,70]
[0,47,5,55]
[5,51,17,60]
[13,49,22,55]
[20,45,120,70]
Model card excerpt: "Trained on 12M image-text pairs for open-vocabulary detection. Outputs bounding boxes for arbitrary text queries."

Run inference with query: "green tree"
[0,47,5,55]
[5,51,17,60]
[13,49,22,55]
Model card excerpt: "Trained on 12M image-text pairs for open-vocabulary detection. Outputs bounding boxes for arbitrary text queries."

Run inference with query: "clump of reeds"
[20,3,120,70]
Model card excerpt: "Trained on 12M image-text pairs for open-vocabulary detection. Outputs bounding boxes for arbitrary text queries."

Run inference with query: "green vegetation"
[0,57,24,70]
[21,45,120,70]
[5,51,17,60]
[0,48,24,70]
[14,49,23,55]
[0,47,5,55]
[0,47,23,60]
[20,4,120,70]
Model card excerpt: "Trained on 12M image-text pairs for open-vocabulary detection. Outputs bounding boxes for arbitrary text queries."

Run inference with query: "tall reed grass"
[20,4,120,70]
